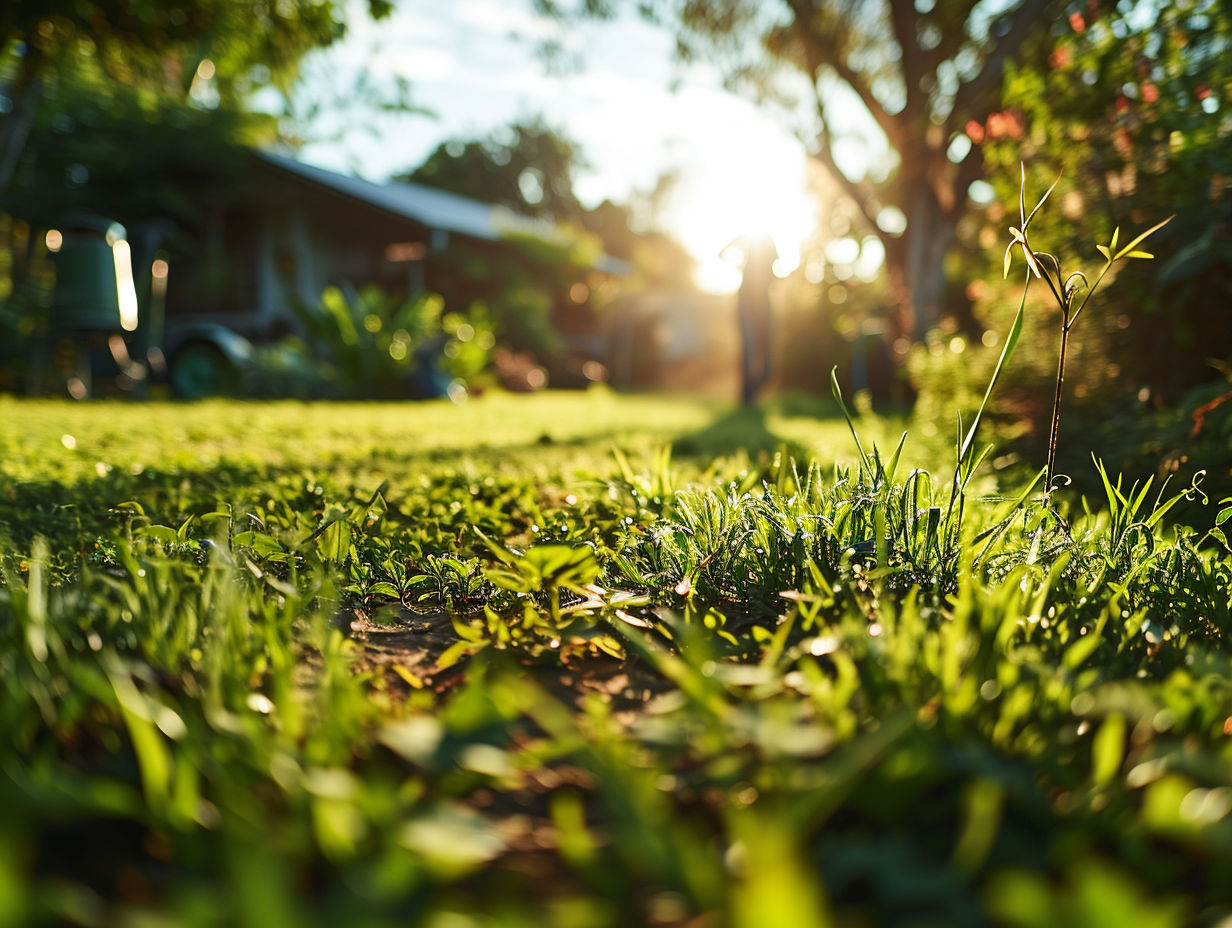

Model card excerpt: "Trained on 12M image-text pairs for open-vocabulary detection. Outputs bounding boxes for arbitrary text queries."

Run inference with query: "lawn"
[1,390,1230,928]
[0,389,905,483]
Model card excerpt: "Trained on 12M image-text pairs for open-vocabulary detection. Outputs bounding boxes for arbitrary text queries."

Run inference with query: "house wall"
[162,175,435,349]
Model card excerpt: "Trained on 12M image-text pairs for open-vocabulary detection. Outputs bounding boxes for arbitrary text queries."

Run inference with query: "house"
[139,151,627,394]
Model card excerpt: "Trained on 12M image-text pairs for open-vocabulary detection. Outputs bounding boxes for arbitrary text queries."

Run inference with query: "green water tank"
[50,216,126,331]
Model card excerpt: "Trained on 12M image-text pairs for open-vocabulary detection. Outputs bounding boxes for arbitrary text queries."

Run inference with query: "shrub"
[247,285,494,399]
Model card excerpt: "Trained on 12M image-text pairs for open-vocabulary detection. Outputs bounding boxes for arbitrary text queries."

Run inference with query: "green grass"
[1,391,1230,928]
[0,389,907,483]
[0,389,718,491]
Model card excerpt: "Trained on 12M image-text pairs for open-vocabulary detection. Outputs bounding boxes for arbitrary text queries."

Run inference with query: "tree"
[403,118,588,222]
[541,0,1058,349]
[405,119,696,290]
[3,75,269,230]
[0,0,392,190]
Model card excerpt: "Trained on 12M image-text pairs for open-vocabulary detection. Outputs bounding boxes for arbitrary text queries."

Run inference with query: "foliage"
[1,389,1231,926]
[0,0,392,194]
[908,271,1232,525]
[0,0,378,103]
[982,0,1232,402]
[2,71,271,231]
[258,285,494,400]
[914,16,1230,497]
[1056,367,1232,529]
[0,213,50,392]
[405,117,589,223]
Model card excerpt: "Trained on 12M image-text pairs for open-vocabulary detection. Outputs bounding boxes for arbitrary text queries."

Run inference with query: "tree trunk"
[903,197,960,340]
[879,168,962,351]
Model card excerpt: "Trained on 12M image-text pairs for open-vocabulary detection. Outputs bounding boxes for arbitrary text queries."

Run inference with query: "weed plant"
[1002,167,1173,492]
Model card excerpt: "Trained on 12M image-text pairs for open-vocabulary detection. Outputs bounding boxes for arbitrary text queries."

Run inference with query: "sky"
[283,0,829,292]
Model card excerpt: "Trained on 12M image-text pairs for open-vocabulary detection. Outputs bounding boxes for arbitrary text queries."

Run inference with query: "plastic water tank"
[50,215,127,331]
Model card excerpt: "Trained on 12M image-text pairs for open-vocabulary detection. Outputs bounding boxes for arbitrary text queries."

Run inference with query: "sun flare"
[668,152,817,294]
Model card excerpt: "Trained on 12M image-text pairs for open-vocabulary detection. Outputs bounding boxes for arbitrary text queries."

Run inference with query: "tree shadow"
[672,405,810,462]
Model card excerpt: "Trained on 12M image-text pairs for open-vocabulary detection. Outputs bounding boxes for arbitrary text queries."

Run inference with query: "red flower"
[1069,12,1086,32]
[986,111,1025,141]
[1142,83,1159,103]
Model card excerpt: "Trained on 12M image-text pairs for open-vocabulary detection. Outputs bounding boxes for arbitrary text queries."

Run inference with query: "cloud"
[381,46,459,82]
[451,0,560,40]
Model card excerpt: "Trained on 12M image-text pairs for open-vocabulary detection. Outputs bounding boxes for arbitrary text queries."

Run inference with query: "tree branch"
[919,0,981,82]
[951,0,1051,118]
[816,137,881,232]
[886,0,924,119]
[806,85,883,238]
[783,0,905,149]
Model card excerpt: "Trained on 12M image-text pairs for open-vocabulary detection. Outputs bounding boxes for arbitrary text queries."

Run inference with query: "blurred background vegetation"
[0,0,1230,490]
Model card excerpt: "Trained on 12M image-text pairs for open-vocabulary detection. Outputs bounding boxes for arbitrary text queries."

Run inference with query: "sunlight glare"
[112,239,139,332]
[670,153,817,294]
[695,257,744,293]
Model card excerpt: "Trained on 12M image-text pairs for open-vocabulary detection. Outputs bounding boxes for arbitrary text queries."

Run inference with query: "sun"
[663,129,818,294]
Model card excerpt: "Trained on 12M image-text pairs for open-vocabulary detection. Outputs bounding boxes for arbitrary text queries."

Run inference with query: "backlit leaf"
[1115,215,1174,260]
[1092,713,1126,786]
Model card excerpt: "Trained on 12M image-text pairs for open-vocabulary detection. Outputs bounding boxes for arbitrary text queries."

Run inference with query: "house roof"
[258,152,631,275]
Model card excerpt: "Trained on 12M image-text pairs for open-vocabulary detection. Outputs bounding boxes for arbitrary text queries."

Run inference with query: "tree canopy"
[540,0,1059,348]
[0,0,393,189]
[403,118,588,222]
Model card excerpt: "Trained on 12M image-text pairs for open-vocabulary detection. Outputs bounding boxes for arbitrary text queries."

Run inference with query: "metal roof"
[258,152,631,275]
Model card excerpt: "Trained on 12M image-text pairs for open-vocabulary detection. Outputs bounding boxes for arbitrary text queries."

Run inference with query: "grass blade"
[958,272,1028,469]
[1024,171,1062,229]
[830,366,872,478]
[885,430,908,484]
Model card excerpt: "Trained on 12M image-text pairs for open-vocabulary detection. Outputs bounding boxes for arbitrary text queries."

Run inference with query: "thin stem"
[1038,260,1067,311]
[1022,241,1067,311]
[1067,261,1113,328]
[1045,313,1071,494]
[1030,243,1114,494]
[1025,235,1070,493]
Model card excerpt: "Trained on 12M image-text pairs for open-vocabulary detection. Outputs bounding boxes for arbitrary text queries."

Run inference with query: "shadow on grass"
[0,420,716,558]
[672,405,811,462]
